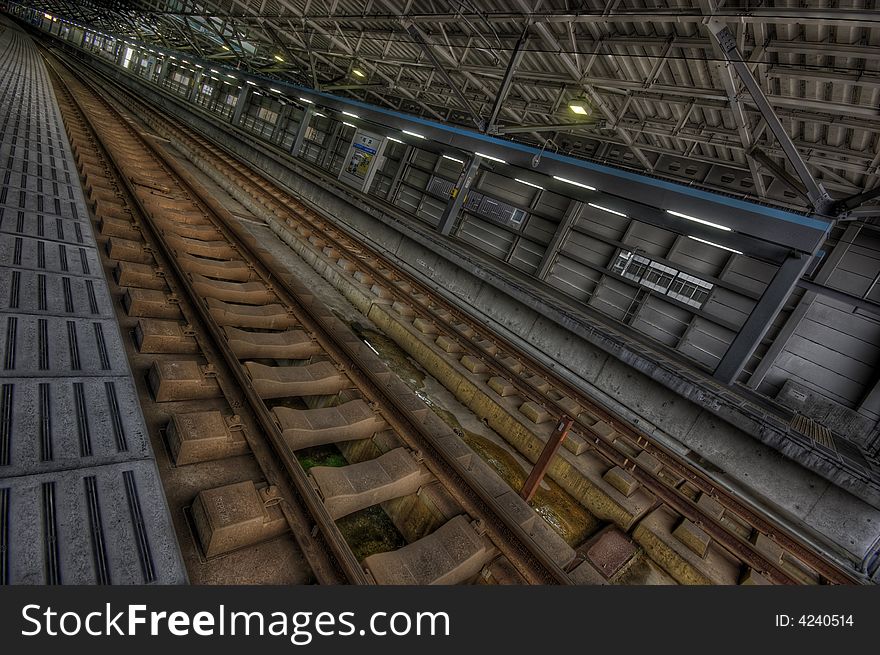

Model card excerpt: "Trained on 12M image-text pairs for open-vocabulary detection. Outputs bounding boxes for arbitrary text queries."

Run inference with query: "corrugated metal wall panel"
[522,214,556,245]
[436,157,462,178]
[679,318,734,368]
[533,190,570,218]
[826,251,878,296]
[702,287,754,328]
[668,237,728,277]
[765,295,880,407]
[478,171,533,205]
[773,349,865,406]
[403,166,430,189]
[547,257,600,301]
[416,195,445,228]
[575,205,628,240]
[458,215,515,259]
[630,296,691,346]
[626,221,677,256]
[509,238,543,275]
[588,277,636,321]
[395,184,422,213]
[720,256,774,295]
[411,149,437,168]
[561,231,614,267]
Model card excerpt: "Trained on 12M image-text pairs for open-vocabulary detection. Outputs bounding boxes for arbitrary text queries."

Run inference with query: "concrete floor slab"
[0,18,185,585]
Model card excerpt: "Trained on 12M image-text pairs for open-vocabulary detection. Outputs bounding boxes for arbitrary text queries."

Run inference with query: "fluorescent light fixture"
[182,60,190,64]
[194,63,202,68]
[387,137,403,143]
[246,80,257,85]
[221,45,230,51]
[342,122,356,128]
[270,88,282,93]
[442,155,464,164]
[688,235,742,254]
[588,202,627,217]
[352,68,366,77]
[273,54,284,62]
[342,111,359,118]
[226,74,236,79]
[666,209,731,231]
[210,69,219,74]
[569,100,589,115]
[314,112,326,118]
[402,130,425,139]
[299,97,313,103]
[475,152,506,164]
[515,178,544,190]
[553,175,596,191]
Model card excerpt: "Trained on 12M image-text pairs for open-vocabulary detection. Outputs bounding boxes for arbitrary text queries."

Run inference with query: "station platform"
[0,17,186,584]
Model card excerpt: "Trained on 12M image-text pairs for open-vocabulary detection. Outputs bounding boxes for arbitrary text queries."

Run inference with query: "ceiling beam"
[514,0,655,172]
[495,122,598,135]
[706,17,834,215]
[485,25,529,133]
[403,21,485,129]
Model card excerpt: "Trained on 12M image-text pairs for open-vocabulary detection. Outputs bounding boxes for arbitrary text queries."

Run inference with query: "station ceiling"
[26,1,880,217]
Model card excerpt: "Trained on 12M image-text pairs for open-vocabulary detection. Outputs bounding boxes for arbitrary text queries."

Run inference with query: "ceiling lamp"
[568,97,591,115]
[273,54,284,62]
[352,67,366,77]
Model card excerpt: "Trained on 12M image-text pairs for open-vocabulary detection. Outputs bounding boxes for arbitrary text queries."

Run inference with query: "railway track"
[48,45,862,585]
[44,47,577,586]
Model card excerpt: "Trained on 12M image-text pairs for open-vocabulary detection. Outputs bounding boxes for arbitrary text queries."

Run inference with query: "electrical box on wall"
[338,129,387,193]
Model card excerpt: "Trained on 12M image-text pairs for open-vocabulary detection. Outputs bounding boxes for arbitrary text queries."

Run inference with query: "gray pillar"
[320,123,343,170]
[157,61,171,86]
[536,200,583,280]
[387,145,414,201]
[713,252,813,385]
[231,87,251,126]
[291,105,314,157]
[437,155,483,236]
[746,222,862,390]
[270,104,292,143]
[187,71,202,102]
[207,81,225,113]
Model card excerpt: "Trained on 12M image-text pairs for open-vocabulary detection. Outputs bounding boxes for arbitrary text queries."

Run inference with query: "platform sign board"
[338,129,387,192]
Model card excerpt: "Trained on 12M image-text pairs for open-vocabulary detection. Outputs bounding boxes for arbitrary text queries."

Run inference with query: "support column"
[746,223,862,390]
[270,104,292,144]
[536,200,583,280]
[436,155,482,237]
[187,71,203,103]
[157,60,171,86]
[386,145,413,201]
[320,122,343,170]
[291,105,314,156]
[231,86,251,126]
[207,81,225,113]
[713,252,813,385]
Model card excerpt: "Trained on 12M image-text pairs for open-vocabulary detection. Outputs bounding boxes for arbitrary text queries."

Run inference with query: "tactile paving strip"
[0,16,186,584]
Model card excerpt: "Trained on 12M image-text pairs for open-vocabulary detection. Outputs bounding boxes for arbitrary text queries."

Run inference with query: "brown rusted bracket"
[520,414,574,503]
